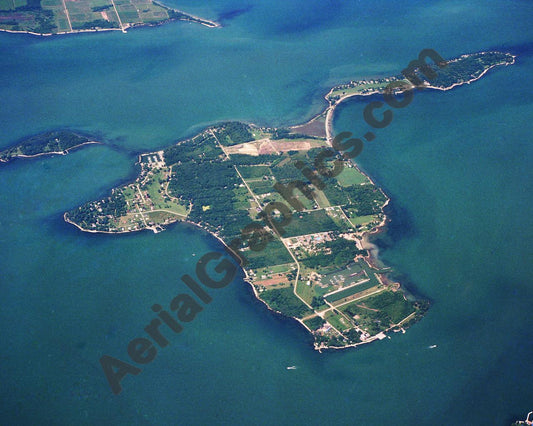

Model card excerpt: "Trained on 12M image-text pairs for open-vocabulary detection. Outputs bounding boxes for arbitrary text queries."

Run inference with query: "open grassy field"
[324,280,377,303]
[325,311,353,331]
[336,166,369,187]
[237,165,273,180]
[255,263,295,277]
[339,290,416,334]
[346,214,376,226]
[295,279,314,304]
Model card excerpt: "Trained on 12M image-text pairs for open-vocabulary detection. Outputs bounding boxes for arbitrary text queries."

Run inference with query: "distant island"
[0,130,99,162]
[323,51,516,139]
[2,51,514,350]
[512,411,533,426]
[0,0,217,36]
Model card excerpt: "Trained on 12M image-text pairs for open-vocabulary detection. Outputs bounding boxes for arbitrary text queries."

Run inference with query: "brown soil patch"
[291,116,327,138]
[255,274,288,286]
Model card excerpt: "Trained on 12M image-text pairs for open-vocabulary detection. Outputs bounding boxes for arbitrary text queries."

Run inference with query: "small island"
[323,51,515,139]
[0,0,217,36]
[0,130,99,162]
[5,50,514,350]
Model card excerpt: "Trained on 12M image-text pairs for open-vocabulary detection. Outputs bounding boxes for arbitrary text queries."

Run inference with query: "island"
[512,411,533,426]
[65,121,424,349]
[0,130,100,162]
[0,0,217,35]
[3,51,514,350]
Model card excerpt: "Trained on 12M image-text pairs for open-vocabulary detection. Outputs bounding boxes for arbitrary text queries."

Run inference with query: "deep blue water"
[0,1,532,424]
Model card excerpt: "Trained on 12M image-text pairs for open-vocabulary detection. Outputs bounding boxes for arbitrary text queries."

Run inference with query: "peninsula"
[0,0,217,35]
[4,51,514,350]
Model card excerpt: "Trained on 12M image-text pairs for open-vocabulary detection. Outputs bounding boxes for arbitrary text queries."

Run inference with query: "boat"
[286,366,297,370]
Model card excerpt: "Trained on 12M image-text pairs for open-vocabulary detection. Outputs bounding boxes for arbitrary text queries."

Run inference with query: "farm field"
[0,0,216,34]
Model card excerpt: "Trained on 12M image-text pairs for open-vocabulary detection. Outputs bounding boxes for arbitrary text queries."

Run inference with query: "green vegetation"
[428,52,515,88]
[340,291,416,335]
[283,210,342,238]
[72,19,117,30]
[230,153,279,166]
[270,162,309,182]
[67,189,127,232]
[343,185,387,216]
[215,122,255,146]
[324,280,377,304]
[325,311,352,331]
[260,287,313,318]
[327,78,393,102]
[65,149,188,233]
[0,0,216,34]
[13,50,511,349]
[244,239,293,269]
[165,132,249,240]
[303,316,325,331]
[0,130,91,162]
[270,128,320,140]
[301,237,366,271]
[238,165,272,180]
[327,51,515,103]
[336,166,369,187]
[61,117,429,349]
[247,179,276,195]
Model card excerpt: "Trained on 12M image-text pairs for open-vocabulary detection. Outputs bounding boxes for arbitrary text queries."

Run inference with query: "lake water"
[1,0,532,424]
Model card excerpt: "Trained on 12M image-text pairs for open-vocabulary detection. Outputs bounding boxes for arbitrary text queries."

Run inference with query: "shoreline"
[62,163,396,352]
[320,51,516,143]
[60,50,514,350]
[0,6,218,37]
[0,140,102,163]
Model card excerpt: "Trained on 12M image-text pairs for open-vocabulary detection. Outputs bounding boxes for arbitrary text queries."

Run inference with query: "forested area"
[1,130,90,159]
[165,132,251,240]
[215,122,254,146]
[0,0,56,34]
[163,133,220,166]
[260,287,313,318]
[322,180,386,215]
[302,237,366,270]
[303,315,325,331]
[66,190,127,232]
[415,52,513,88]
[230,153,279,166]
[283,210,340,238]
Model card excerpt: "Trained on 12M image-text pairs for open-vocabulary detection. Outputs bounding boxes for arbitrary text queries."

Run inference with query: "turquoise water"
[1,0,532,424]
